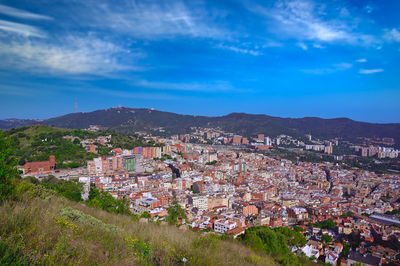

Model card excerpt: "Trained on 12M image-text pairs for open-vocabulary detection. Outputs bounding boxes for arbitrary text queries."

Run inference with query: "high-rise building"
[359,147,368,157]
[264,137,271,146]
[123,155,136,172]
[324,146,333,154]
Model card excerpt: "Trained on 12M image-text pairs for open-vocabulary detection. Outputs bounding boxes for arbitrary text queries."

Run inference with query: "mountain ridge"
[1,107,400,145]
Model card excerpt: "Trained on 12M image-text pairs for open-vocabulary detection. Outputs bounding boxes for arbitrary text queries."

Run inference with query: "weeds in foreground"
[0,180,277,265]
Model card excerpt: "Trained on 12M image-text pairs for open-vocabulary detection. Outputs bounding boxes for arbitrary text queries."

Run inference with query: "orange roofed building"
[23,156,56,175]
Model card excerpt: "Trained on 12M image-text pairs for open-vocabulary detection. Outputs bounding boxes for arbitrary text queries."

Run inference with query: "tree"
[316,219,336,230]
[342,242,350,257]
[0,131,19,202]
[321,234,333,244]
[140,212,151,219]
[239,226,306,265]
[341,211,353,217]
[88,183,100,201]
[166,200,187,225]
[86,184,130,215]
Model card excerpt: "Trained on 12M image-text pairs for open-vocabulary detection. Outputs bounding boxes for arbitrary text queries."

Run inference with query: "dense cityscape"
[1,0,400,265]
[19,122,400,265]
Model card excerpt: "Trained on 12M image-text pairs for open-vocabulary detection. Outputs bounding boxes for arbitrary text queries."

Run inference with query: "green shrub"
[87,184,130,215]
[40,177,83,202]
[60,207,119,233]
[240,226,308,266]
[0,131,19,202]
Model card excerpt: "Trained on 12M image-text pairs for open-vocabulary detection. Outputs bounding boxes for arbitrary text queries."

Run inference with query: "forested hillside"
[2,107,399,145]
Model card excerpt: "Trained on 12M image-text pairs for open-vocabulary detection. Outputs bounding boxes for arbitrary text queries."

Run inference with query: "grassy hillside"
[0,180,277,266]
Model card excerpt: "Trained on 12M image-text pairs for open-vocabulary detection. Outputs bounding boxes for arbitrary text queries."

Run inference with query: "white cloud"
[312,43,324,49]
[216,44,262,56]
[77,1,230,40]
[0,36,139,75]
[302,62,352,74]
[356,58,367,63]
[244,0,377,46]
[0,4,52,20]
[384,28,400,42]
[298,42,308,50]
[0,19,46,37]
[334,62,352,70]
[359,69,383,74]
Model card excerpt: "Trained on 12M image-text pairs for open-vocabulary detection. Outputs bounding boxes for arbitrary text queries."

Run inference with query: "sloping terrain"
[0,180,277,266]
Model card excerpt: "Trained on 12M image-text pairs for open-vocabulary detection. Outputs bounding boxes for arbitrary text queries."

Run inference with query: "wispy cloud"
[0,4,52,20]
[383,28,400,42]
[298,42,308,50]
[0,36,141,75]
[77,0,230,40]
[364,5,374,14]
[359,69,383,74]
[302,62,352,74]
[334,63,352,70]
[312,43,324,49]
[216,44,262,56]
[0,19,46,37]
[356,58,367,63]
[131,80,246,92]
[244,0,377,46]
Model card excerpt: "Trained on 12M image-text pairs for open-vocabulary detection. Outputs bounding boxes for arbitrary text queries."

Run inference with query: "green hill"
[5,125,153,169]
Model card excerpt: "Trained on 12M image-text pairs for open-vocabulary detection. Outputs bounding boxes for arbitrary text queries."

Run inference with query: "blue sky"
[0,0,399,123]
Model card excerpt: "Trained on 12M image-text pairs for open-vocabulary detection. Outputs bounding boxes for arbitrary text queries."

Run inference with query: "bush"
[40,178,83,202]
[59,207,119,232]
[240,226,308,266]
[87,184,130,215]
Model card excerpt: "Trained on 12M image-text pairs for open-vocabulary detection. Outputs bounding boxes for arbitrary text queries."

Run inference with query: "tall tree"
[166,200,187,225]
[0,130,19,202]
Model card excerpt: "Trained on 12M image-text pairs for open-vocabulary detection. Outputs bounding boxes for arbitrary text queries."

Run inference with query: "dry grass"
[0,181,277,265]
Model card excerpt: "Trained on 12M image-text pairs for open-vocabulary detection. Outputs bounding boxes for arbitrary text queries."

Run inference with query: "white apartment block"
[189,195,209,211]
[214,219,237,234]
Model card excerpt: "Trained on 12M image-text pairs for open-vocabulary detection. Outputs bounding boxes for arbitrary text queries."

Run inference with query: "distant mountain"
[2,107,400,145]
[0,118,43,130]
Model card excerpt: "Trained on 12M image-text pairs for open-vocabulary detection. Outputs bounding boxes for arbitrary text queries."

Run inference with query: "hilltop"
[5,125,154,169]
[2,107,400,145]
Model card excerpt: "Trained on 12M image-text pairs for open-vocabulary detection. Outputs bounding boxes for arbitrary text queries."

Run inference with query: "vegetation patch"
[59,207,119,233]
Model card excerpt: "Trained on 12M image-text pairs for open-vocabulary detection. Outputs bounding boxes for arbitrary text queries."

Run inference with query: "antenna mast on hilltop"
[74,99,78,113]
